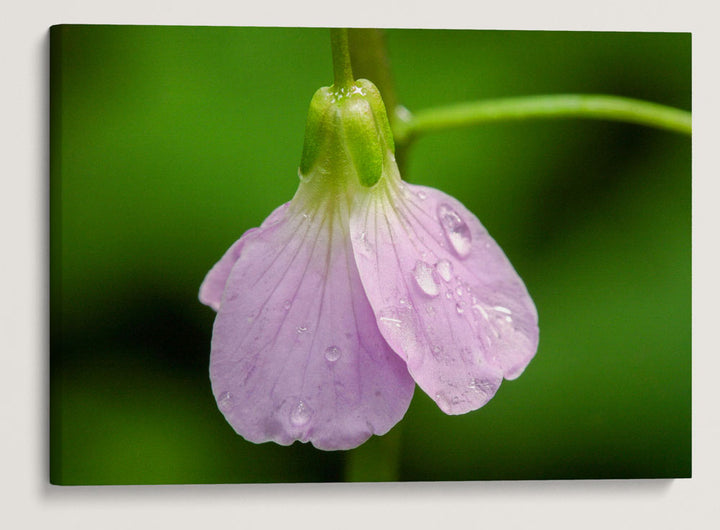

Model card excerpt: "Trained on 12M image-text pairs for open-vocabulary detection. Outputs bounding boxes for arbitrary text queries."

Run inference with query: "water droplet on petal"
[435,259,453,282]
[290,400,313,426]
[468,378,495,395]
[379,314,403,328]
[217,391,234,412]
[413,260,440,297]
[456,286,464,297]
[399,297,413,309]
[438,203,472,258]
[456,302,465,314]
[296,325,308,334]
[355,231,373,256]
[434,391,452,411]
[283,300,292,311]
[473,303,489,321]
[417,190,427,200]
[324,345,341,362]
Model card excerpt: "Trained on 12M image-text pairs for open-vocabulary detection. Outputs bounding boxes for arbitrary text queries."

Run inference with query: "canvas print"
[50,26,691,484]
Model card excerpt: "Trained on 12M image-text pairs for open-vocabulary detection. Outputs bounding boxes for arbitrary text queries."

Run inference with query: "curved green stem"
[330,28,354,90]
[395,94,692,143]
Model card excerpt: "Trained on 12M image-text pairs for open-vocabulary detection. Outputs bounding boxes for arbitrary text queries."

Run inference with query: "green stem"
[330,28,354,90]
[344,426,403,482]
[396,94,692,143]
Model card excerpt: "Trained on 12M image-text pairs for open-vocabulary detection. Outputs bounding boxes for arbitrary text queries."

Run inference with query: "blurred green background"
[49,26,690,484]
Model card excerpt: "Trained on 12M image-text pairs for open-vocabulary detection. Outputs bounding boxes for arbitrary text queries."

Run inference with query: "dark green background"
[50,26,691,484]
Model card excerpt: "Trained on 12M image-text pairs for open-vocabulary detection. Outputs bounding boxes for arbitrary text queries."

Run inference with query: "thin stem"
[396,94,692,143]
[330,28,354,90]
[344,426,403,482]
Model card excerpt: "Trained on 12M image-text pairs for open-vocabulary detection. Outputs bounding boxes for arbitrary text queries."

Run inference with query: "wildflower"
[200,79,538,450]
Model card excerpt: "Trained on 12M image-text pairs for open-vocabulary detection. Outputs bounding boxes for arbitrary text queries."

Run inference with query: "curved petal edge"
[350,176,539,415]
[209,196,415,450]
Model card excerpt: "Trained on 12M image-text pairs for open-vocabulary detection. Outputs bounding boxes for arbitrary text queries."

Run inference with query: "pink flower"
[200,80,538,450]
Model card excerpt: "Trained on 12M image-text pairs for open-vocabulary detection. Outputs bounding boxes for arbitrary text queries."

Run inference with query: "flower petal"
[350,176,538,415]
[199,230,255,311]
[199,203,290,311]
[209,192,415,450]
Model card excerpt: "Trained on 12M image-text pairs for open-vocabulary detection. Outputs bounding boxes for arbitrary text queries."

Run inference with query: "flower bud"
[299,79,394,188]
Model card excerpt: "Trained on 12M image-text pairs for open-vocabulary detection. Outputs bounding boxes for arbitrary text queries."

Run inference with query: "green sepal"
[299,87,334,177]
[357,79,395,155]
[340,96,383,187]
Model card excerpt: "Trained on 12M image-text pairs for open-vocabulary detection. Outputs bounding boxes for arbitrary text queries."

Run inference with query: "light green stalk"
[395,94,692,142]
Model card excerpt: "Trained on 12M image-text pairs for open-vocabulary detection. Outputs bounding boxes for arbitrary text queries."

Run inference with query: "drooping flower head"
[200,78,538,450]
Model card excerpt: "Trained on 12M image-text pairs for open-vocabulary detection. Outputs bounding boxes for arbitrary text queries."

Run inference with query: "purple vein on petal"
[378,195,425,360]
[221,206,327,405]
[262,210,330,398]
[386,190,465,371]
[234,211,318,358]
[297,207,334,396]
